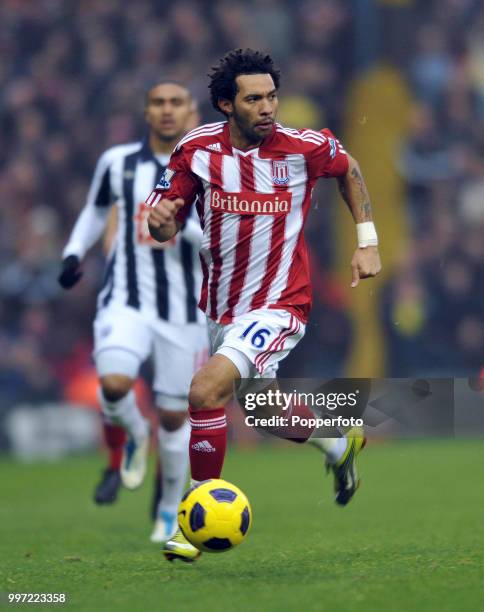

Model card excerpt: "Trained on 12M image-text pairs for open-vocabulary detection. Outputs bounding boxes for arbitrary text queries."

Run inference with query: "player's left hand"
[58,255,83,289]
[350,246,381,288]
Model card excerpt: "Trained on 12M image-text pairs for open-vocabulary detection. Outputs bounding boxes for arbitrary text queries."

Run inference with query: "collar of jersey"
[221,122,277,157]
[232,146,259,157]
[139,137,161,164]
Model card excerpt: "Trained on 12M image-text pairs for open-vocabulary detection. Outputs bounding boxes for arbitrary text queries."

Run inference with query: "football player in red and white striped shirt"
[147,49,382,561]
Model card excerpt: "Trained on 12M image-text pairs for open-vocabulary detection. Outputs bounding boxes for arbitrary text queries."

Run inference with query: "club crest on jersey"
[272,160,290,185]
[156,168,174,190]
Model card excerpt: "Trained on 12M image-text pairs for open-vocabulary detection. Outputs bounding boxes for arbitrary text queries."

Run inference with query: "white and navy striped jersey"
[63,139,204,324]
[145,122,348,324]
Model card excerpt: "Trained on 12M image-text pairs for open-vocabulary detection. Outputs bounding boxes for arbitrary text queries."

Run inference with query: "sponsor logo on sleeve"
[156,168,175,190]
[328,138,337,159]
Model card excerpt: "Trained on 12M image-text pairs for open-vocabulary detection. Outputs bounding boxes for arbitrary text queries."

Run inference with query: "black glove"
[58,255,83,289]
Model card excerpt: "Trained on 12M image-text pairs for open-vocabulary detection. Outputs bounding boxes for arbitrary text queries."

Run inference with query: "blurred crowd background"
[1,0,483,448]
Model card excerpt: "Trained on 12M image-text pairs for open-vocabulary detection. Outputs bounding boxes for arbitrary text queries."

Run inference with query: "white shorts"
[93,304,208,410]
[207,308,305,380]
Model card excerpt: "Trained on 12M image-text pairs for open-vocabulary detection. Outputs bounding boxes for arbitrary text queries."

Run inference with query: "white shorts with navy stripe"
[207,308,305,380]
[93,303,208,409]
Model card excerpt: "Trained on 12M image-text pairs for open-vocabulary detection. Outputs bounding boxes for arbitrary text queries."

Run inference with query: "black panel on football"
[209,488,237,503]
[203,537,232,551]
[240,506,250,535]
[189,502,206,532]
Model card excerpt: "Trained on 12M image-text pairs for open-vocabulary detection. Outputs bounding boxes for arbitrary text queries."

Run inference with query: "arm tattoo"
[351,167,365,195]
[337,164,373,223]
[361,201,372,221]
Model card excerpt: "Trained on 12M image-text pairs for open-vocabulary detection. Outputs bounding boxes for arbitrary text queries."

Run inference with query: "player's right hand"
[350,246,382,288]
[58,254,83,289]
[147,197,184,229]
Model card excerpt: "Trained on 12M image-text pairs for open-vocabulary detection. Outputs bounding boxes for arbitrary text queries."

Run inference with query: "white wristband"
[356,222,378,248]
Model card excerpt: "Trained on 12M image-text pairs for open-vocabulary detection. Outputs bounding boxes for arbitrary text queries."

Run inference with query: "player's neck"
[228,121,263,151]
[149,132,177,156]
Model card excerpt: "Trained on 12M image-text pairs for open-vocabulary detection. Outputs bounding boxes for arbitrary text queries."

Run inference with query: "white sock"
[157,420,190,516]
[307,436,348,464]
[99,389,148,442]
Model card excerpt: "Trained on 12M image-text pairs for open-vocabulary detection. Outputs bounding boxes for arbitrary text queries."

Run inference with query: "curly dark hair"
[208,48,281,115]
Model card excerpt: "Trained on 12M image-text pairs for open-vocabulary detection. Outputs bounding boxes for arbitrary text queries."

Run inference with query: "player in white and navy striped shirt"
[59,82,208,543]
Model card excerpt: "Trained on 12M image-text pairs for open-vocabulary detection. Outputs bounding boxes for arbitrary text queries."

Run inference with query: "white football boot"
[150,511,178,543]
[120,426,150,490]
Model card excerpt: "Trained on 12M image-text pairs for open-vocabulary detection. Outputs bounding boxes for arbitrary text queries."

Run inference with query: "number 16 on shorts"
[240,321,271,348]
[235,309,305,376]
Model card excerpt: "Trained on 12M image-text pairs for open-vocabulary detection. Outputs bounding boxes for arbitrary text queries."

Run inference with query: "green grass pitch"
[1,439,483,611]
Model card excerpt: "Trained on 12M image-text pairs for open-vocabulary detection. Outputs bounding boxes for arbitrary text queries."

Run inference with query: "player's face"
[225,74,278,143]
[144,83,194,141]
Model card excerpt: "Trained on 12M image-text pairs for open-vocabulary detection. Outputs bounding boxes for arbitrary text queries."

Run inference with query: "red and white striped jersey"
[146,121,348,324]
